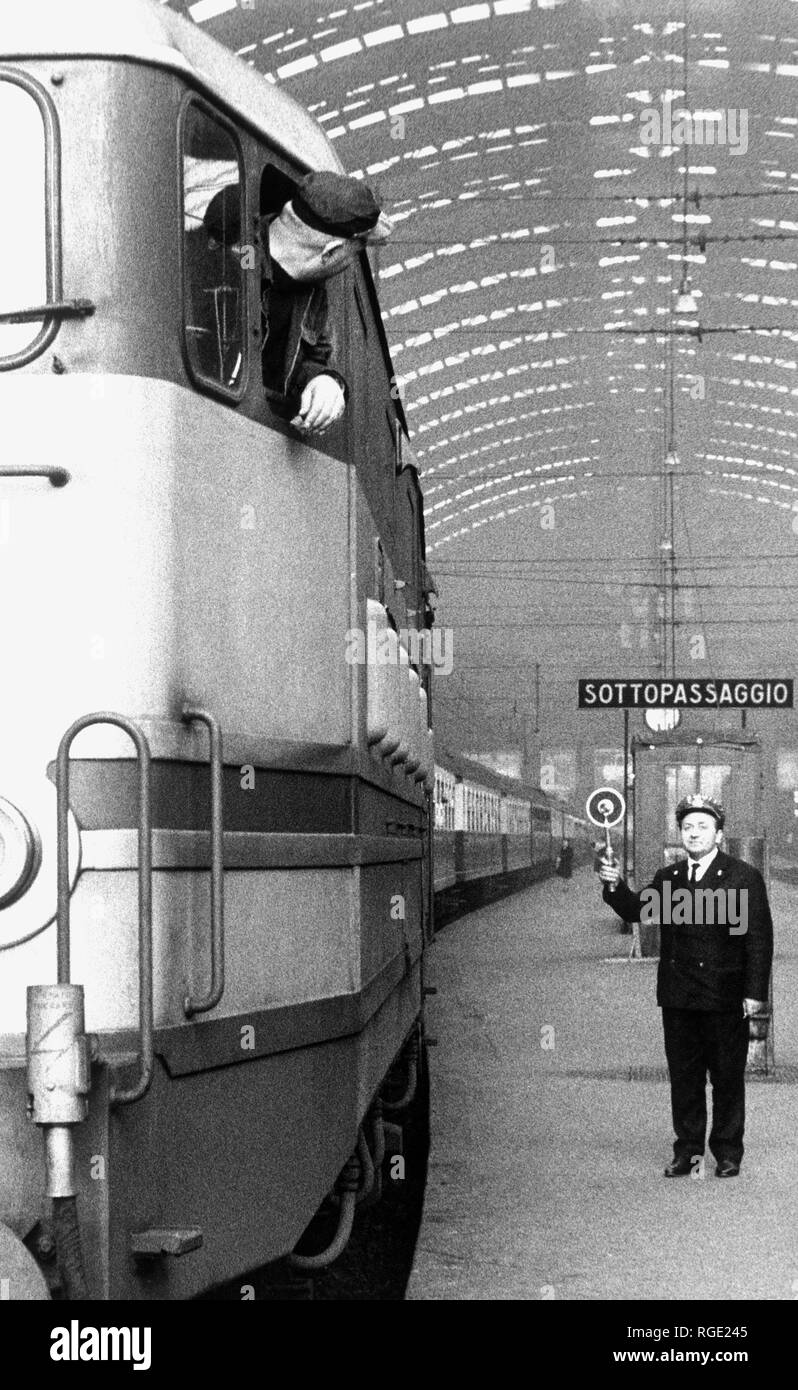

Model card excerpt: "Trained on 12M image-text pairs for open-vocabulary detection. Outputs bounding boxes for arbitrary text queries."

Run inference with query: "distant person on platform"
[204,172,392,436]
[598,794,773,1179]
[555,838,573,888]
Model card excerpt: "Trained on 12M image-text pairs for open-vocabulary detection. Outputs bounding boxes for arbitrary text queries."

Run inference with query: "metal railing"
[181,705,225,1017]
[56,713,153,1106]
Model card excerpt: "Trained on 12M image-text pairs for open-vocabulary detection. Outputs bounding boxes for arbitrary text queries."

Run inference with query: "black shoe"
[715,1161,740,1178]
[663,1155,696,1177]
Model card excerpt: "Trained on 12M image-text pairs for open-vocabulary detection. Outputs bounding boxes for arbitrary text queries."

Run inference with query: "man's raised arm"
[597,857,644,922]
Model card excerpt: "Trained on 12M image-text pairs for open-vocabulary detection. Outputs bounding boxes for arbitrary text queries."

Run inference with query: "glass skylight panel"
[362,23,404,47]
[452,4,492,22]
[407,13,449,33]
[277,54,318,78]
[428,88,467,102]
[189,0,237,21]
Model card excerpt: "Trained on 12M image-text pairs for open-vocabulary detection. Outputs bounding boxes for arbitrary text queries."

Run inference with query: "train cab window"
[182,103,246,397]
[0,75,51,365]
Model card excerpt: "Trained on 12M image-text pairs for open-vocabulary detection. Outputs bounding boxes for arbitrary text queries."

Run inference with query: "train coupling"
[26,983,91,1198]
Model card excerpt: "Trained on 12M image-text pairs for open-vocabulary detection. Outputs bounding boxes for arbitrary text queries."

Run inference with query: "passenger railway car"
[433,752,591,923]
[0,0,433,1300]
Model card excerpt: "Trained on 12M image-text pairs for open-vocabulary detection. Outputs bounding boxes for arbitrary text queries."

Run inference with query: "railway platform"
[409,864,798,1301]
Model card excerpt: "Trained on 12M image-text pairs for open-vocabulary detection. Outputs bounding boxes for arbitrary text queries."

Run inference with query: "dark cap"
[292,171,389,241]
[675,794,725,829]
[203,174,392,248]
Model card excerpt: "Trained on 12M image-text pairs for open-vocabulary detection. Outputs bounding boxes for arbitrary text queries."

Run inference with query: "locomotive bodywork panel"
[0,375,352,753]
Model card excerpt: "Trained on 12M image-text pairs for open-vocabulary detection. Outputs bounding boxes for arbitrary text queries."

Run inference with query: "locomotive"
[0,0,595,1302]
[0,0,432,1300]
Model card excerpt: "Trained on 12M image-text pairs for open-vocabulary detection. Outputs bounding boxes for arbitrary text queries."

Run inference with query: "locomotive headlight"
[0,778,79,949]
[0,795,42,908]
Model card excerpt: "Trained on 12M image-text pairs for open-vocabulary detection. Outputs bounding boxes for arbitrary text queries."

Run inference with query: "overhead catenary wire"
[432,576,798,591]
[424,471,798,481]
[384,232,798,245]
[394,190,798,205]
[450,618,798,628]
[387,324,798,336]
[432,547,798,556]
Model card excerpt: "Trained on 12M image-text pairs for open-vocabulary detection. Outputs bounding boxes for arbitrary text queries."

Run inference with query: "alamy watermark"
[50,1321,151,1371]
[639,102,748,156]
[345,620,453,676]
[640,883,748,936]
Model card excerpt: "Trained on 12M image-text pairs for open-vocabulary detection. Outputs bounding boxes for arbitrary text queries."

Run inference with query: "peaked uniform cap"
[292,171,392,242]
[203,174,393,246]
[675,794,725,828]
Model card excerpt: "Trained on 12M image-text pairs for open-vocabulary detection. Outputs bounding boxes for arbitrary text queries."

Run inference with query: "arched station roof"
[166,0,798,751]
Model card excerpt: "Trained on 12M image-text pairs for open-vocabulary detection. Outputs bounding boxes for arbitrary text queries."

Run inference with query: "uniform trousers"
[661,1007,750,1165]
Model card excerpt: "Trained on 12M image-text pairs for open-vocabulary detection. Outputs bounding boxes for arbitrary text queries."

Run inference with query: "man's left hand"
[743,997,768,1017]
[291,376,346,435]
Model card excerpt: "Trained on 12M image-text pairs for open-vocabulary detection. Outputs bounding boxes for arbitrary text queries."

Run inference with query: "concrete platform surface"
[408,866,798,1300]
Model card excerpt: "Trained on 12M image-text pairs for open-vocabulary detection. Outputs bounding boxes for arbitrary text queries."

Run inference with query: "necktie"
[688,863,697,884]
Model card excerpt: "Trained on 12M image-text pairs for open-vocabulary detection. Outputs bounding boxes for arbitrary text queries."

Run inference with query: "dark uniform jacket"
[261,261,348,406]
[603,851,773,1011]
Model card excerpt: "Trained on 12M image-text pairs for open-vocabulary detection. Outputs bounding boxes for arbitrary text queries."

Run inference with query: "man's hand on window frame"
[291,375,346,435]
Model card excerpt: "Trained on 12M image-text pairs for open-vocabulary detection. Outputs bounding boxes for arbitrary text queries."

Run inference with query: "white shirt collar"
[687,846,719,881]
